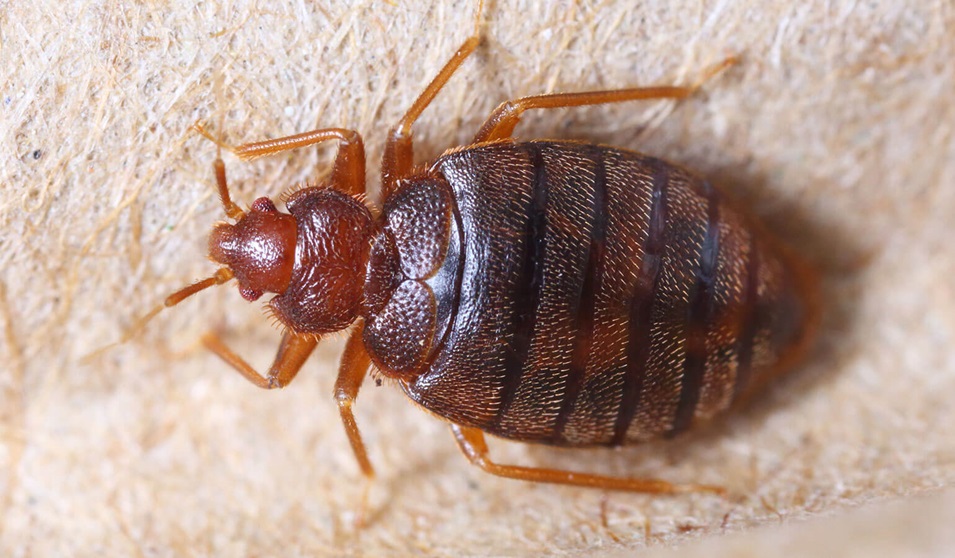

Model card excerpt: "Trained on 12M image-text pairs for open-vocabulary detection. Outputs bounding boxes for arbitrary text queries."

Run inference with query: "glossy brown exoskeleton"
[154,25,818,505]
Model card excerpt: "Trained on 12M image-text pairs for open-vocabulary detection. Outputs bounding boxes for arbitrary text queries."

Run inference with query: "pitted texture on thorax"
[269,187,372,334]
[362,178,460,377]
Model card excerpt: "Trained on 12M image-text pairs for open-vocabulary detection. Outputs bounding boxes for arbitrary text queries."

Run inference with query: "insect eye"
[251,197,277,213]
[240,286,264,301]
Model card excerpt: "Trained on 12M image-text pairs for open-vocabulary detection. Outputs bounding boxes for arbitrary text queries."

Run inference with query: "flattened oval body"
[364,140,815,447]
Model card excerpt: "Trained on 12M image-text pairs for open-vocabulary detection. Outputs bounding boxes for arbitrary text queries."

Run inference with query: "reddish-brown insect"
[139,15,818,511]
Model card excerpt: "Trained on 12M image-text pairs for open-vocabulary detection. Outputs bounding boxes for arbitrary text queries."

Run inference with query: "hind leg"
[472,57,738,143]
[451,425,725,495]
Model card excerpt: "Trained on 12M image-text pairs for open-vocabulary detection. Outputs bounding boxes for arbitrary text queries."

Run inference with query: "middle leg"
[380,2,485,197]
[334,324,375,525]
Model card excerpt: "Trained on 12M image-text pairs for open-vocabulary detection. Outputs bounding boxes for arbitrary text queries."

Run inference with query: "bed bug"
[140,13,818,507]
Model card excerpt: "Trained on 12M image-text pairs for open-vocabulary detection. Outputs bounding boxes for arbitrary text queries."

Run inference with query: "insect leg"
[201,330,318,389]
[335,325,375,526]
[472,57,738,143]
[381,34,481,197]
[193,123,367,196]
[334,326,375,480]
[450,425,725,495]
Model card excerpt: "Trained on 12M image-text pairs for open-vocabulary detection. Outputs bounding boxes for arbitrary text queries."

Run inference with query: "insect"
[140,10,818,510]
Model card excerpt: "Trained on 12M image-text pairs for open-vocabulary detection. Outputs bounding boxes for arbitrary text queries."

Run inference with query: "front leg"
[202,330,318,389]
[193,123,367,196]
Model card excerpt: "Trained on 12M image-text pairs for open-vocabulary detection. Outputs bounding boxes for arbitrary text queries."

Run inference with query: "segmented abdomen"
[402,141,814,447]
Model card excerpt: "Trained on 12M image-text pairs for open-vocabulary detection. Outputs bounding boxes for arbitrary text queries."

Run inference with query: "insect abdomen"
[401,141,815,447]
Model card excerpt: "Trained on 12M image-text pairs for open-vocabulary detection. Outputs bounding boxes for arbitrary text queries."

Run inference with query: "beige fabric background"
[2,0,954,556]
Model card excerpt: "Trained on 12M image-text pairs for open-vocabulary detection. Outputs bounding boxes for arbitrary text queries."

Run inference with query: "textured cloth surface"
[2,1,953,555]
